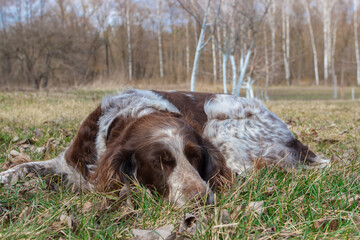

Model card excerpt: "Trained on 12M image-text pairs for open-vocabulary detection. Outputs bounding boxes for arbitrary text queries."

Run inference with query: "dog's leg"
[0,151,93,190]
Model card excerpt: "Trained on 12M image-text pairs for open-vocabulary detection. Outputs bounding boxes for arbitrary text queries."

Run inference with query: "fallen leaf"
[3,151,31,170]
[82,201,93,213]
[314,219,339,231]
[34,129,43,138]
[265,186,275,194]
[245,201,264,216]
[18,207,31,221]
[45,138,60,151]
[316,138,339,145]
[132,224,174,240]
[59,213,76,230]
[339,130,348,135]
[35,147,46,155]
[329,194,360,206]
[179,213,197,236]
[0,206,9,223]
[221,209,231,224]
[330,155,341,164]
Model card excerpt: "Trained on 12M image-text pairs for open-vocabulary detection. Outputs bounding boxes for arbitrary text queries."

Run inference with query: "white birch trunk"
[189,0,211,92]
[264,25,270,101]
[157,0,164,82]
[331,19,338,99]
[323,0,329,85]
[285,0,290,67]
[235,39,254,96]
[212,36,217,83]
[186,18,190,77]
[217,26,222,83]
[222,53,228,94]
[304,0,319,86]
[230,54,237,94]
[216,26,222,81]
[282,2,290,85]
[354,0,360,85]
[270,1,276,84]
[126,2,132,81]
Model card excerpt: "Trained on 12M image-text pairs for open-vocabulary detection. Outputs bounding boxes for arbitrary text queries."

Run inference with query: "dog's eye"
[184,144,202,161]
[158,151,176,166]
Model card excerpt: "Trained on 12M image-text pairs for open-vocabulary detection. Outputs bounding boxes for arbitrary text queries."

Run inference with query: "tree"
[354,0,360,85]
[304,0,319,86]
[178,0,218,92]
[157,0,164,82]
[281,0,290,85]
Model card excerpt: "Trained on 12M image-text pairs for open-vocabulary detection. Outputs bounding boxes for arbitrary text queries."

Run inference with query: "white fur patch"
[96,89,180,160]
[203,95,296,174]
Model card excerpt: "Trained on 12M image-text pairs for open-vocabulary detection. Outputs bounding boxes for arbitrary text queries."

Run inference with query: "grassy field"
[0,88,359,239]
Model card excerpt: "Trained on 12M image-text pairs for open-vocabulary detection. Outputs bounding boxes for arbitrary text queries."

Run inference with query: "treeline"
[0,0,359,90]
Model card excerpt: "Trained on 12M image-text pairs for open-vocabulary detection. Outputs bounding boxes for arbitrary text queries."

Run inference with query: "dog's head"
[94,112,231,205]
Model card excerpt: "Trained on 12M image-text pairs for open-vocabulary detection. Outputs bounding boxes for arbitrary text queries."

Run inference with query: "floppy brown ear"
[200,139,233,191]
[92,146,136,192]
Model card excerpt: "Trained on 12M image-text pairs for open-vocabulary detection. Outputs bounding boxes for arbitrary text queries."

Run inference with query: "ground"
[0,88,359,239]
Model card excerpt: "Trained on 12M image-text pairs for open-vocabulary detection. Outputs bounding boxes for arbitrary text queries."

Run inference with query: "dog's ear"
[200,139,233,191]
[93,146,136,191]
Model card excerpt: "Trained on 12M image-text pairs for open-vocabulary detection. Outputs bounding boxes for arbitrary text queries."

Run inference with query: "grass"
[0,88,359,239]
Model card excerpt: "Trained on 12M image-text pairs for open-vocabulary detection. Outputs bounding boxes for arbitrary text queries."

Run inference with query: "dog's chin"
[168,189,215,207]
[304,155,331,169]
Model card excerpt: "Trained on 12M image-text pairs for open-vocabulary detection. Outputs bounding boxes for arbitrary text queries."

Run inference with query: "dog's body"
[0,89,328,205]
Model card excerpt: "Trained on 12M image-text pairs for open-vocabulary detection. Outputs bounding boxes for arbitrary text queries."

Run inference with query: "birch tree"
[211,35,217,83]
[178,0,218,91]
[354,0,360,85]
[264,24,270,100]
[234,1,270,96]
[304,0,319,86]
[125,0,132,81]
[321,0,337,86]
[281,0,290,85]
[215,0,270,96]
[332,18,338,99]
[269,0,277,84]
[157,0,164,82]
[185,18,190,76]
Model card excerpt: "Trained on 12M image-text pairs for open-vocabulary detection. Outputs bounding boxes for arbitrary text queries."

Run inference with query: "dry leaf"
[314,219,339,231]
[45,138,60,151]
[82,201,93,213]
[4,151,31,170]
[265,186,275,194]
[132,224,174,240]
[0,206,9,223]
[179,213,197,236]
[221,209,231,224]
[59,213,76,229]
[34,129,43,138]
[18,207,31,221]
[330,155,341,164]
[35,147,46,155]
[245,201,264,216]
[316,138,339,145]
[329,194,360,206]
[51,221,63,231]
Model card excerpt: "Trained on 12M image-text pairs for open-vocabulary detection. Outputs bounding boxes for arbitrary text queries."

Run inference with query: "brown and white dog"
[0,89,328,205]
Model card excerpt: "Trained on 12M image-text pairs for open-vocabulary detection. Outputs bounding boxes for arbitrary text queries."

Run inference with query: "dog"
[0,89,328,205]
